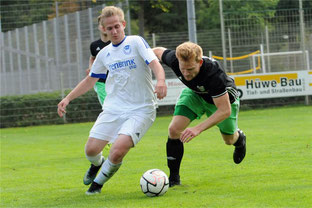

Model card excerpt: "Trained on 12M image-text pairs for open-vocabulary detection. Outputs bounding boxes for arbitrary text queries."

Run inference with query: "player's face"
[103,15,126,45]
[178,59,203,81]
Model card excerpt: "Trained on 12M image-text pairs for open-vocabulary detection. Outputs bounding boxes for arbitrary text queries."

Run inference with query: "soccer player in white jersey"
[57,6,167,195]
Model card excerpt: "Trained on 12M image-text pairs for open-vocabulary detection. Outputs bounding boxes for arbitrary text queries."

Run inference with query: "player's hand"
[180,127,201,143]
[57,98,70,117]
[154,79,167,100]
[85,68,91,76]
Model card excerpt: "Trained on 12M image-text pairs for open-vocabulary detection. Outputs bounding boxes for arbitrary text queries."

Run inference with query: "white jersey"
[90,35,158,114]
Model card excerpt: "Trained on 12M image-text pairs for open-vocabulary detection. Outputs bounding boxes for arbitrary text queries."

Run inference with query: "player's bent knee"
[224,137,236,145]
[109,153,124,164]
[224,139,233,145]
[85,147,100,157]
[109,148,127,163]
[168,125,181,138]
[222,134,235,145]
[85,137,106,156]
[85,143,102,156]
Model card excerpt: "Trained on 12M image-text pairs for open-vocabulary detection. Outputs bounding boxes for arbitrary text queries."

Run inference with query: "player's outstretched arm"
[152,47,167,61]
[180,93,232,143]
[57,76,98,117]
[149,59,167,100]
[85,56,96,76]
[57,97,70,117]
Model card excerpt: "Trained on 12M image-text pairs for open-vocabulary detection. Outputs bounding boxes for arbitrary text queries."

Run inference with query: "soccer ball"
[140,169,169,197]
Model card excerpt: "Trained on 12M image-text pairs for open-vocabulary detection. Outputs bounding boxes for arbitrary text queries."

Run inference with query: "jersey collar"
[112,36,127,47]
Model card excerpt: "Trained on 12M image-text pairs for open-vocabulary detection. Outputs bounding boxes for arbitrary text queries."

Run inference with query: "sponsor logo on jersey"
[106,52,110,57]
[123,45,131,55]
[108,59,137,70]
[197,85,206,92]
[96,47,101,51]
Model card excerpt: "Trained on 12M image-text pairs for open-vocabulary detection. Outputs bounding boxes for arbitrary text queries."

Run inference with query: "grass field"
[1,105,312,208]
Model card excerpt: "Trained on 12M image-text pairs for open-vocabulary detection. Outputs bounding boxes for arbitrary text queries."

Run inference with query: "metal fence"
[1,1,312,96]
[1,4,107,96]
[221,8,312,74]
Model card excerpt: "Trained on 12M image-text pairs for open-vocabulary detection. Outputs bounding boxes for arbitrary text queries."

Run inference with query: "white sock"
[85,152,103,166]
[94,159,122,185]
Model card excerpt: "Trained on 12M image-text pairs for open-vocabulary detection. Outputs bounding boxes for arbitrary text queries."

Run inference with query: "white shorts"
[89,110,156,146]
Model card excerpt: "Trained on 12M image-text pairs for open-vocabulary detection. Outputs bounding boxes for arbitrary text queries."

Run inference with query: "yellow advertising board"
[231,70,312,100]
[154,70,312,106]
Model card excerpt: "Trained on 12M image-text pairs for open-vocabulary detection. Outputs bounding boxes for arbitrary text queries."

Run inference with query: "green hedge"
[0,90,102,128]
[2,91,310,128]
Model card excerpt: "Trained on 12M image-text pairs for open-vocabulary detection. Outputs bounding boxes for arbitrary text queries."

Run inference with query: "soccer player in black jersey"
[85,14,111,105]
[153,42,246,187]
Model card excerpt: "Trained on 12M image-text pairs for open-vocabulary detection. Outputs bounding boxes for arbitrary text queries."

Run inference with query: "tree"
[221,0,279,28]
[1,0,54,32]
[196,0,220,30]
[142,0,187,34]
[128,0,173,36]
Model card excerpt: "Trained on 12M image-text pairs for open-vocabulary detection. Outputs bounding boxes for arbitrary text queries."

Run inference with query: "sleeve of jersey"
[89,52,107,79]
[210,67,228,99]
[161,50,178,68]
[136,36,157,65]
[90,42,96,57]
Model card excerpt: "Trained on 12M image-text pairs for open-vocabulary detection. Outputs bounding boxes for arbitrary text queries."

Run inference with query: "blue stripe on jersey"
[145,60,150,65]
[112,36,127,47]
[90,73,107,79]
[139,36,150,49]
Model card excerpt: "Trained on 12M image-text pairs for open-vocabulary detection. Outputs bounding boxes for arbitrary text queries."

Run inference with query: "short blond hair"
[176,42,203,63]
[100,6,125,25]
[97,14,102,24]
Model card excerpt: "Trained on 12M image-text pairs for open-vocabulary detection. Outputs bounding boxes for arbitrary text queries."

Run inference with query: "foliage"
[142,0,187,33]
[196,0,220,30]
[1,0,54,32]
[0,90,101,128]
[133,0,282,33]
[0,0,109,32]
[128,0,173,36]
[1,0,307,34]
[222,0,280,28]
[276,0,312,10]
[1,90,309,128]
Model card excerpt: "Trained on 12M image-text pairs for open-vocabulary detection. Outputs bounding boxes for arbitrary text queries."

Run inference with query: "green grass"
[1,105,312,208]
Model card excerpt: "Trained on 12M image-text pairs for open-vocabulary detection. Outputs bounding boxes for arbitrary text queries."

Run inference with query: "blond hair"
[100,6,125,25]
[97,14,102,24]
[176,42,203,63]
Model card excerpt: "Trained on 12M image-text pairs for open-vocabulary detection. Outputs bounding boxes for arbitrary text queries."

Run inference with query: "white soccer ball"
[140,169,169,197]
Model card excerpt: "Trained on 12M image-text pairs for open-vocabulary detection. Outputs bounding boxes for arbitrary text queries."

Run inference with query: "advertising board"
[155,70,312,106]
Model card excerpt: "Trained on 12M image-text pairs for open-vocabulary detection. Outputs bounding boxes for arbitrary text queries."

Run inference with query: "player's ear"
[99,24,104,32]
[199,59,203,66]
[122,20,126,28]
